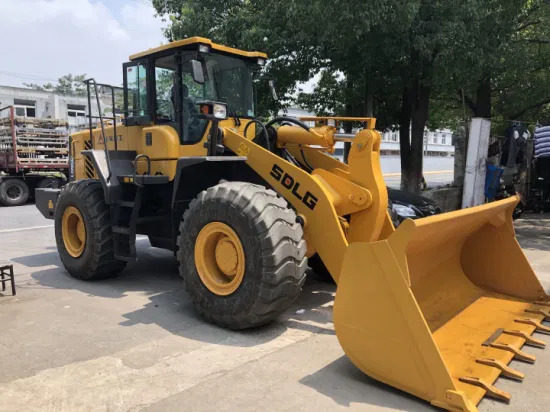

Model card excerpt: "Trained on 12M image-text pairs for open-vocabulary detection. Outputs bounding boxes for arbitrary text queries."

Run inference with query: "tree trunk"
[408,83,430,193]
[365,78,374,117]
[343,78,355,164]
[400,80,431,193]
[475,75,491,118]
[399,87,413,190]
[453,123,467,187]
[343,76,374,164]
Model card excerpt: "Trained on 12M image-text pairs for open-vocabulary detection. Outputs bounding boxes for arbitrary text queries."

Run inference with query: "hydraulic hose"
[264,116,311,132]
[243,119,271,152]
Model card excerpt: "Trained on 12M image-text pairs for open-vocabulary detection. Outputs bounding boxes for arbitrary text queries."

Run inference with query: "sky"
[0,0,166,88]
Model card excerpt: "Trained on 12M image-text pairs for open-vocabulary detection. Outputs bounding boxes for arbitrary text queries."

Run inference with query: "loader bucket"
[334,196,550,411]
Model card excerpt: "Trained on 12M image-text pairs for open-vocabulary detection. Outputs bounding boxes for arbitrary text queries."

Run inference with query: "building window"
[67,105,86,126]
[441,137,446,145]
[13,99,36,117]
[434,137,438,144]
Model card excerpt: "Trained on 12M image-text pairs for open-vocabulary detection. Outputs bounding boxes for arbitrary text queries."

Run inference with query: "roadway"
[381,155,455,188]
[1,205,550,411]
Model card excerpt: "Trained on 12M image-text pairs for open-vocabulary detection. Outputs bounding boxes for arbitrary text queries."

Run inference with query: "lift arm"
[222,126,389,283]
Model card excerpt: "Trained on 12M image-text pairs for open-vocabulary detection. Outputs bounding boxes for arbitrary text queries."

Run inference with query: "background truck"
[0,106,68,206]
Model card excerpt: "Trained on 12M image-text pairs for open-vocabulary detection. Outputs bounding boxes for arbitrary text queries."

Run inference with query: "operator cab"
[123,37,267,144]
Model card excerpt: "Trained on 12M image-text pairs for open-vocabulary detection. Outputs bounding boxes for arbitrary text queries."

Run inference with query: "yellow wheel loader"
[35,37,550,411]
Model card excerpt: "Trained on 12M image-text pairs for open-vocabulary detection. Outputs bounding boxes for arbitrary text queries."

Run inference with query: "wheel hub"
[62,206,86,258]
[6,184,22,200]
[215,237,239,275]
[194,222,245,296]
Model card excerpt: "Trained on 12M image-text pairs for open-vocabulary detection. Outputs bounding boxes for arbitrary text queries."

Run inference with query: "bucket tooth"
[490,342,536,363]
[525,308,550,319]
[476,358,525,381]
[503,329,546,348]
[459,376,511,403]
[515,318,550,334]
[535,301,550,308]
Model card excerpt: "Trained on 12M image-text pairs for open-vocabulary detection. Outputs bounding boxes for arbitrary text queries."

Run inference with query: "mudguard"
[35,188,61,219]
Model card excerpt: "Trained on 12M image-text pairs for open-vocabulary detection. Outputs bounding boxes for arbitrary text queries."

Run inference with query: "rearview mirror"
[268,79,278,101]
[190,60,204,85]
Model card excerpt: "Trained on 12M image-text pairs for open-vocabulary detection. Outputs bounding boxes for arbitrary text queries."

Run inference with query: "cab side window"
[155,56,176,123]
[126,63,148,116]
[180,62,208,144]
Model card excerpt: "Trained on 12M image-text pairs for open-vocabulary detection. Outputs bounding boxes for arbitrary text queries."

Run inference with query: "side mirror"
[190,60,205,84]
[268,79,278,101]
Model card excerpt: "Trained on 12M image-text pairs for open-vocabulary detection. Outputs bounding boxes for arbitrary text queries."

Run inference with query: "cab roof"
[129,36,268,61]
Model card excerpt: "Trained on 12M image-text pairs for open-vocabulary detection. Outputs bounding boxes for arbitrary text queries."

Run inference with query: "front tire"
[177,182,307,329]
[54,179,127,280]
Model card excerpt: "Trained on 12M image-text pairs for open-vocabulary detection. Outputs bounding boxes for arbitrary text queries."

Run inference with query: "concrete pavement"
[1,205,550,411]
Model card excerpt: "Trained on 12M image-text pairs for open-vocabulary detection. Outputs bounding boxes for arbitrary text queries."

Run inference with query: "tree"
[24,73,87,96]
[433,1,550,127]
[153,0,550,192]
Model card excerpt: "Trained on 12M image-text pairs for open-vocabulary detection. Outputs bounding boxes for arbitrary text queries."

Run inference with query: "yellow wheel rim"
[62,206,86,258]
[194,222,245,296]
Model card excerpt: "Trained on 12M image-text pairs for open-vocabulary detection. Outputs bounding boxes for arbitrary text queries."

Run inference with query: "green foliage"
[295,71,346,116]
[434,0,550,126]
[24,74,87,96]
[153,0,550,191]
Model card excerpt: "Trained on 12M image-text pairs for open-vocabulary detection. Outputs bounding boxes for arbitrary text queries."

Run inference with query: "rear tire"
[177,182,307,329]
[0,179,30,206]
[55,179,127,280]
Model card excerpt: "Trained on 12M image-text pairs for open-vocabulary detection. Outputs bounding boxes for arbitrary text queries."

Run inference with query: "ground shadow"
[31,239,180,299]
[30,237,337,347]
[11,251,63,268]
[300,355,439,411]
[516,213,550,252]
[118,272,336,347]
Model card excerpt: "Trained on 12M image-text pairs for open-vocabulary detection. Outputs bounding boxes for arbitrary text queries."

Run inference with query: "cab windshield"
[185,53,255,118]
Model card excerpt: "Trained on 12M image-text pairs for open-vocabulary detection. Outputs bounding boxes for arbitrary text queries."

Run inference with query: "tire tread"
[177,181,307,329]
[55,179,126,280]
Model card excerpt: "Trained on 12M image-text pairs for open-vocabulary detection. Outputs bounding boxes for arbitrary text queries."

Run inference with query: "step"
[114,254,137,262]
[117,200,135,208]
[112,226,130,235]
[118,175,170,185]
[137,215,166,223]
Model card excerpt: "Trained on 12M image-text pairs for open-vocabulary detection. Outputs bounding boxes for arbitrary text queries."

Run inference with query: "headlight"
[392,204,417,218]
[213,103,227,119]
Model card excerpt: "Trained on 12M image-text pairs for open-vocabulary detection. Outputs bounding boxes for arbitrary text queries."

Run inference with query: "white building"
[381,129,455,157]
[280,108,455,157]
[0,85,102,132]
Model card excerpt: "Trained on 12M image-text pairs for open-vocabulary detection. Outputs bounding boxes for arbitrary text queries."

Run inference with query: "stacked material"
[534,125,550,158]
[0,114,69,168]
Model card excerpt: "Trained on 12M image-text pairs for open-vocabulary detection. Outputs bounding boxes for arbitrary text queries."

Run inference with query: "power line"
[0,70,58,83]
[127,0,155,8]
